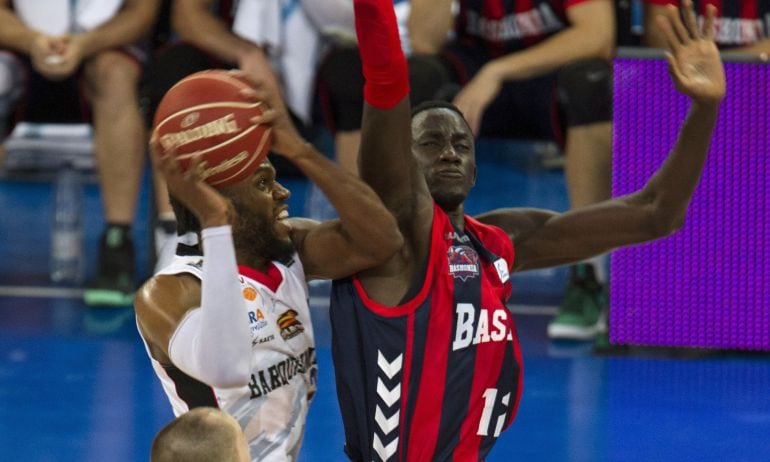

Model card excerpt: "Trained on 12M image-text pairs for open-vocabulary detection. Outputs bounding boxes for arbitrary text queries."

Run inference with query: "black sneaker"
[84,226,136,307]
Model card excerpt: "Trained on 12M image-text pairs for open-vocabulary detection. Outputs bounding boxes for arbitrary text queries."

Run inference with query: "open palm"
[656,0,726,104]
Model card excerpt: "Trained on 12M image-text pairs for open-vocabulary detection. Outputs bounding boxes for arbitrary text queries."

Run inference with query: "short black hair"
[410,100,471,132]
[411,100,464,119]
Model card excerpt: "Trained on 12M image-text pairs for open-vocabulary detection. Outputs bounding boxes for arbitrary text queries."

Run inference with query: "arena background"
[0,50,768,461]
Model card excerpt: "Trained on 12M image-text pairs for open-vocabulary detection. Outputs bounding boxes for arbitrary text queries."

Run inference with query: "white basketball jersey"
[139,253,317,462]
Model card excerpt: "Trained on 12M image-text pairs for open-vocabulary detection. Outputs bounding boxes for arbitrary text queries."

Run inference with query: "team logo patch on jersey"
[277,309,305,340]
[448,245,480,281]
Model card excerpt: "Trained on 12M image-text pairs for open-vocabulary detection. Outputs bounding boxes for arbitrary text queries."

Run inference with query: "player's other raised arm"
[355,0,432,223]
[478,0,725,271]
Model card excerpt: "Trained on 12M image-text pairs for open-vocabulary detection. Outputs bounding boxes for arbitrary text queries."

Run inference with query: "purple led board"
[611,55,769,350]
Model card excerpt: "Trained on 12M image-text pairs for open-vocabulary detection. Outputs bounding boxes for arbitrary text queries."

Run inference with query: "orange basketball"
[152,69,272,187]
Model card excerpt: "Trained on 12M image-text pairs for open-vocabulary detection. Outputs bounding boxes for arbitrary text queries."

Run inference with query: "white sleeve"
[168,226,252,388]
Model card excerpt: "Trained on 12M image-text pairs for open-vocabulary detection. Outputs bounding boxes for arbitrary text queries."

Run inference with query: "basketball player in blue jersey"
[330,0,725,460]
[134,75,402,461]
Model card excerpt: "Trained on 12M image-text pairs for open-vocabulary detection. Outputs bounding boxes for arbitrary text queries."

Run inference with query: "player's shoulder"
[135,273,201,318]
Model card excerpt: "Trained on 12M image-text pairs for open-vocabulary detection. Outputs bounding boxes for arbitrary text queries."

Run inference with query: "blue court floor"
[1,139,769,462]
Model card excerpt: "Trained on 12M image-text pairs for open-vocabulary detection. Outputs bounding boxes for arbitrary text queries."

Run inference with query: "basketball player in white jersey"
[134,77,403,461]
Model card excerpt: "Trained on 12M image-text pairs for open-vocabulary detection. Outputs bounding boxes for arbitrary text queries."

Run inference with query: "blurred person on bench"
[0,0,160,306]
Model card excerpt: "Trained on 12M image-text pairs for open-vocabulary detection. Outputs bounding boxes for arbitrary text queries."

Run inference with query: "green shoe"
[547,263,608,341]
[84,226,136,307]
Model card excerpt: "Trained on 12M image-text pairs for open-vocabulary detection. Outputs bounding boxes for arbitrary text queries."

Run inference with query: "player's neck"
[234,247,272,272]
[444,207,465,230]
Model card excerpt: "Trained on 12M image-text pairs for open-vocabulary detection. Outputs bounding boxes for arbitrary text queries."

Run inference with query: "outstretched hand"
[656,0,725,104]
[149,136,235,229]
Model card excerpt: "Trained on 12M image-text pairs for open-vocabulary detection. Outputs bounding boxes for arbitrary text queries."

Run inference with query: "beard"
[230,203,295,264]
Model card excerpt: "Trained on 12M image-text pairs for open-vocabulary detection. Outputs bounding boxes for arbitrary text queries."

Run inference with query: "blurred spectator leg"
[83,51,145,306]
[548,58,613,341]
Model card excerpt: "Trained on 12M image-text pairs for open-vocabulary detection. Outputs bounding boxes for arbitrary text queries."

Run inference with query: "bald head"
[151,408,250,462]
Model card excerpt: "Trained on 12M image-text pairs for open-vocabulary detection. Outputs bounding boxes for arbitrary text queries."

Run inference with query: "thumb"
[664,52,685,84]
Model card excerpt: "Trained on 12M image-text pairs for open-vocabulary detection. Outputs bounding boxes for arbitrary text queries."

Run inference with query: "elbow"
[595,42,615,62]
[648,206,686,240]
[590,34,615,61]
[577,27,615,61]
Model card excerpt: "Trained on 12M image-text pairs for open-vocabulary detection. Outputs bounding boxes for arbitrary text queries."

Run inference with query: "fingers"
[663,51,684,84]
[239,78,279,102]
[702,4,717,40]
[250,107,279,126]
[655,14,682,54]
[681,0,699,39]
[239,84,285,124]
[148,136,162,170]
[148,134,191,180]
[188,154,207,182]
[239,86,275,108]
[666,4,691,44]
[149,133,176,161]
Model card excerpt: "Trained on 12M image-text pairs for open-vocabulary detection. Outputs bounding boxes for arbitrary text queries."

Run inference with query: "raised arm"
[478,0,725,271]
[355,0,434,232]
[246,77,403,281]
[136,142,251,389]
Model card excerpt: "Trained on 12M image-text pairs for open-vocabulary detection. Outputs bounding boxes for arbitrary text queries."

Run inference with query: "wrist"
[73,33,93,59]
[282,140,314,161]
[201,225,233,239]
[199,209,232,229]
[236,45,266,67]
[691,98,722,111]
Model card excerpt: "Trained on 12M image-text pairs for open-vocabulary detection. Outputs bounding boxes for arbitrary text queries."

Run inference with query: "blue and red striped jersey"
[330,203,524,462]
